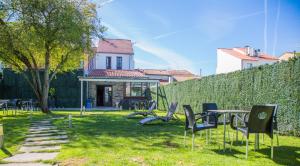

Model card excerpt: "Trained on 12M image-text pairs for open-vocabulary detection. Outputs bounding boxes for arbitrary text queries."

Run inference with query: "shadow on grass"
[51,111,300,165]
[257,146,300,165]
[1,147,12,157]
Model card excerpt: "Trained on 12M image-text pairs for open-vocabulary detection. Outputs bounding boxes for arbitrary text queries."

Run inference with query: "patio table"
[207,109,250,152]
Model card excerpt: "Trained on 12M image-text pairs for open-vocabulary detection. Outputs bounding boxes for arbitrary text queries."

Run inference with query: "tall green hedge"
[154,58,300,136]
[0,69,86,108]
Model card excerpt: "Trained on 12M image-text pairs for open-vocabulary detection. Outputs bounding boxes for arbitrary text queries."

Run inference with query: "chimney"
[253,49,260,57]
[245,45,251,56]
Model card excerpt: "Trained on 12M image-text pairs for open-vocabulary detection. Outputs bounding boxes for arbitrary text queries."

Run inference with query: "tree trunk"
[41,43,51,114]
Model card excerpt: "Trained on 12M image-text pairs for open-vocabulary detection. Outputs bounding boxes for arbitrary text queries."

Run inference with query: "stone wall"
[88,81,124,107]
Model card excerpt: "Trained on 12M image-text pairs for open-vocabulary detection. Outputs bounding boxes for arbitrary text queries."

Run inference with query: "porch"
[78,76,160,115]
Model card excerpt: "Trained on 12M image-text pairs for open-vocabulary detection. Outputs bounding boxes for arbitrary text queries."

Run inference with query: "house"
[279,51,300,61]
[80,39,160,109]
[216,46,279,74]
[139,69,198,85]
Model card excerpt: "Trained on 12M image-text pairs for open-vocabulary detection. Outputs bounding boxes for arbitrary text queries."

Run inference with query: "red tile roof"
[220,48,258,61]
[139,69,171,76]
[96,39,134,55]
[259,53,279,60]
[168,70,195,77]
[88,69,145,78]
[140,69,195,77]
[219,48,278,61]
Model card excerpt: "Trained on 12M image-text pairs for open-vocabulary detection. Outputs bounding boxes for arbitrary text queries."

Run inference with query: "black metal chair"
[233,105,276,159]
[201,103,218,123]
[230,104,280,146]
[183,105,218,150]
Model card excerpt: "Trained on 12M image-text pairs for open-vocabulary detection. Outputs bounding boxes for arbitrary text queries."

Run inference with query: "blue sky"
[96,0,300,75]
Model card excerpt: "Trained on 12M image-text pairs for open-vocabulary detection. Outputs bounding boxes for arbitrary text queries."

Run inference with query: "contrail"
[272,0,281,56]
[264,0,268,53]
[99,0,115,7]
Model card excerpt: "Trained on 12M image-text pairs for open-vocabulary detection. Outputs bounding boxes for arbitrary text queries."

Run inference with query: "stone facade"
[88,81,124,107]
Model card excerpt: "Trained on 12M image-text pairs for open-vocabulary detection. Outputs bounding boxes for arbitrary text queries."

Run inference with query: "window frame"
[116,56,122,70]
[106,56,111,69]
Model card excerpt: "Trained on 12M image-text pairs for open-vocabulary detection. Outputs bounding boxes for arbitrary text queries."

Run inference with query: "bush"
[153,57,300,136]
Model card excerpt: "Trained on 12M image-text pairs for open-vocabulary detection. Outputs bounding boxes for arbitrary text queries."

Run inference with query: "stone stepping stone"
[0,163,52,166]
[31,124,53,127]
[26,135,68,142]
[29,127,57,131]
[19,145,61,153]
[29,129,62,134]
[27,132,67,138]
[24,140,69,146]
[3,152,59,163]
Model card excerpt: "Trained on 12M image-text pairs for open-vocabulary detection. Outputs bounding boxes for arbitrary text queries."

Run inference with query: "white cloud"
[135,41,195,71]
[272,0,281,56]
[151,10,265,41]
[264,0,268,52]
[102,22,197,73]
[99,0,115,7]
[134,58,169,69]
[144,11,170,28]
[225,11,264,21]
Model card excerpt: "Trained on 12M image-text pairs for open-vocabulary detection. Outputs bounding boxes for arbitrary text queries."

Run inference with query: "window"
[106,57,111,69]
[125,82,149,97]
[117,57,122,70]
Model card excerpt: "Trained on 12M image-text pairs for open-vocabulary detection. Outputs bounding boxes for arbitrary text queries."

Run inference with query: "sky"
[95,0,300,76]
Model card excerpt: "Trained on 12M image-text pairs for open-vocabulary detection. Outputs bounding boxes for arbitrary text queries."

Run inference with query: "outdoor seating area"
[0,0,299,165]
[0,104,299,165]
[0,99,38,112]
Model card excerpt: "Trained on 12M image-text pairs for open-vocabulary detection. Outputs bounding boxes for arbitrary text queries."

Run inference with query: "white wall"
[216,49,242,74]
[94,53,134,70]
[242,59,278,69]
[145,74,170,81]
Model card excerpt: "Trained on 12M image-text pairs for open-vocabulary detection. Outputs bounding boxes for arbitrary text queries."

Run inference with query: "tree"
[0,0,105,113]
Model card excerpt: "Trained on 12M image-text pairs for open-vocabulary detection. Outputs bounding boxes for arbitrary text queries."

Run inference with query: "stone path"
[1,120,68,166]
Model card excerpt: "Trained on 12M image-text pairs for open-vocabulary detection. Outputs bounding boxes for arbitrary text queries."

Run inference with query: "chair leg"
[246,137,249,159]
[209,129,212,143]
[206,130,208,144]
[276,132,279,146]
[271,137,274,159]
[184,130,187,147]
[241,134,244,144]
[262,133,264,144]
[192,133,195,151]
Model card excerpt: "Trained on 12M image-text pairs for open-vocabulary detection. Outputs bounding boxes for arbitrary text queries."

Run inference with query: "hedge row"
[0,69,86,108]
[153,58,300,136]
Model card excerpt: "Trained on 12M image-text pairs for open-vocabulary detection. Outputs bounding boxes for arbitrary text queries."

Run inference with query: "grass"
[0,109,299,165]
[48,110,300,166]
[0,110,51,162]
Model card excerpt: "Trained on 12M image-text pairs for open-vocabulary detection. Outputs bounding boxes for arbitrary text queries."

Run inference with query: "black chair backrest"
[183,105,196,129]
[166,102,178,117]
[265,104,279,130]
[202,103,218,123]
[248,105,276,137]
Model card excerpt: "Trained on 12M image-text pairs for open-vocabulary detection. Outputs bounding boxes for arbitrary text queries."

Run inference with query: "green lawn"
[0,110,48,162]
[49,110,300,166]
[0,110,299,165]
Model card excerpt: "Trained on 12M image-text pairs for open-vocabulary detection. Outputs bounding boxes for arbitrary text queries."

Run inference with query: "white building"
[81,39,159,108]
[216,46,279,74]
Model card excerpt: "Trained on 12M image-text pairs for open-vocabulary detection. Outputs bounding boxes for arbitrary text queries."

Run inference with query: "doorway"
[96,85,112,106]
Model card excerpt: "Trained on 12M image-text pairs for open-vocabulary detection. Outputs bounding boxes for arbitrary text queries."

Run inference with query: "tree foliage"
[0,0,105,113]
